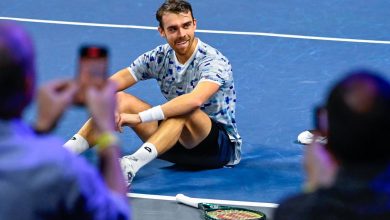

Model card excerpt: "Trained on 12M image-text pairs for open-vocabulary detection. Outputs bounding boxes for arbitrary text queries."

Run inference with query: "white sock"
[63,134,89,154]
[124,142,158,173]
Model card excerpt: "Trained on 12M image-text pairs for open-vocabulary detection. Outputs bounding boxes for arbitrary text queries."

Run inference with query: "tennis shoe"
[297,130,327,145]
[120,156,136,187]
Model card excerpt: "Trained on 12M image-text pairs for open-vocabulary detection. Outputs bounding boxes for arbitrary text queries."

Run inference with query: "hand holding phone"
[74,45,109,106]
[314,106,328,137]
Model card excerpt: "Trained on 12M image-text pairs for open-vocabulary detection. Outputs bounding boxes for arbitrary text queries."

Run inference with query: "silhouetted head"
[0,22,35,120]
[326,70,390,166]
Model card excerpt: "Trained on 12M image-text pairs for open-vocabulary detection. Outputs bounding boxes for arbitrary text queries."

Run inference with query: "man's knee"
[161,116,187,127]
[183,109,211,128]
[116,91,151,113]
[116,91,129,111]
[116,91,127,101]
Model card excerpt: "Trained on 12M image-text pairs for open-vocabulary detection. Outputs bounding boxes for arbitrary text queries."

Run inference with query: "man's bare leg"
[64,90,213,185]
[63,91,159,153]
[120,109,212,185]
[150,109,211,152]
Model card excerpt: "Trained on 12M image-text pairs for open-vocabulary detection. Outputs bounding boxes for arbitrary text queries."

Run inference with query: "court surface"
[1,1,390,219]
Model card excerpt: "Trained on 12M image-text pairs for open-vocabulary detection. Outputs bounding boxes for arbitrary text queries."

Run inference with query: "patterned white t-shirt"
[128,39,241,165]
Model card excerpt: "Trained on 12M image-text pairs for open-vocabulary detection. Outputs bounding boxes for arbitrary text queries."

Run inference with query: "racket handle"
[176,194,199,208]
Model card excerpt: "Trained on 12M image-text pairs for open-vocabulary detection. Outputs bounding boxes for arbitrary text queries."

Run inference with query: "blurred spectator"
[275,70,390,220]
[0,21,129,219]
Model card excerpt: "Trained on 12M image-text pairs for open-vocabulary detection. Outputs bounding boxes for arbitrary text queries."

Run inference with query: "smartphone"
[74,45,109,106]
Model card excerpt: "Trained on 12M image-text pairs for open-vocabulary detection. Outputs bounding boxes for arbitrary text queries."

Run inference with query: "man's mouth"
[176,39,189,47]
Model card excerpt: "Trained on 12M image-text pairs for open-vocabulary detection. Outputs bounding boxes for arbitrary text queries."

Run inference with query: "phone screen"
[74,45,108,105]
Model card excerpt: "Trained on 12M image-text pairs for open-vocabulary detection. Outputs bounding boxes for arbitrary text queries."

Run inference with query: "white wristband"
[138,105,165,123]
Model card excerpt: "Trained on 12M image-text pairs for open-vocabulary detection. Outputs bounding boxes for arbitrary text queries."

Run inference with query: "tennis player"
[64,0,242,186]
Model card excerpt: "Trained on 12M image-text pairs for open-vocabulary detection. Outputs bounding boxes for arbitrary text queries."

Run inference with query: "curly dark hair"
[156,0,194,28]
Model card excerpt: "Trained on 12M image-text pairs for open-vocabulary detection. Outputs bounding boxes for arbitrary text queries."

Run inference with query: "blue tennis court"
[2,0,390,218]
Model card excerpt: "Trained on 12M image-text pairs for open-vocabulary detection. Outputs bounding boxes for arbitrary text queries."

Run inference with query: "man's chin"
[174,48,188,56]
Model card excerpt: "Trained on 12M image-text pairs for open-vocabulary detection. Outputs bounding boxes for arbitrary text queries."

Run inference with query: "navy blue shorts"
[158,119,234,168]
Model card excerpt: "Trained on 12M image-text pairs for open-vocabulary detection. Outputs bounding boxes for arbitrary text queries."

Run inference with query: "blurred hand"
[35,80,77,132]
[116,113,141,133]
[86,81,117,134]
[86,81,127,195]
[303,139,338,192]
[114,111,121,131]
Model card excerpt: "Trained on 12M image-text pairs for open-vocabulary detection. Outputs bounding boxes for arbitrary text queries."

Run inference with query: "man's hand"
[86,81,127,195]
[35,80,77,133]
[303,139,338,192]
[86,81,118,134]
[116,113,142,133]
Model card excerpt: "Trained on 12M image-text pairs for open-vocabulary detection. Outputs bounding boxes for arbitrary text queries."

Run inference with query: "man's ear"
[193,18,197,29]
[158,26,166,38]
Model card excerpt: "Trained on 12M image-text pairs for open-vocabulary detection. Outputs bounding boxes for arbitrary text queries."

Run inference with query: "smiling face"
[158,11,197,63]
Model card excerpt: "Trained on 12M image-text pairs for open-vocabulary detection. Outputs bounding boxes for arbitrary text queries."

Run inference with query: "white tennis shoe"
[120,156,136,187]
[297,130,327,145]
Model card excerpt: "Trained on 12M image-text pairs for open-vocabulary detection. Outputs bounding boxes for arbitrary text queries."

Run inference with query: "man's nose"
[177,28,186,37]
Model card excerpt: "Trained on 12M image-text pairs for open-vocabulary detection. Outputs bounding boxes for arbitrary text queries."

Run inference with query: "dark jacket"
[274,164,390,220]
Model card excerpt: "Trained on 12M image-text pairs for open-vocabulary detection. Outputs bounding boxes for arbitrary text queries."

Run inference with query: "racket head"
[200,203,266,220]
[175,194,266,220]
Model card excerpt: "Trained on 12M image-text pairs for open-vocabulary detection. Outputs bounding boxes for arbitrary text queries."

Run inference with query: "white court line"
[0,16,157,30]
[128,193,279,208]
[1,16,390,45]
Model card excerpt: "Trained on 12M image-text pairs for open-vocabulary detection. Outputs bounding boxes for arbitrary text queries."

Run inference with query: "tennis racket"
[176,194,266,220]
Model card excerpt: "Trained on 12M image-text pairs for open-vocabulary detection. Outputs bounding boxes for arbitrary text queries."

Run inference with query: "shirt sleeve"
[198,56,232,86]
[128,45,166,81]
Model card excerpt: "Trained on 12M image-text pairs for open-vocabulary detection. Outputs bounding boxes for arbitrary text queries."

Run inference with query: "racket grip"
[176,194,199,208]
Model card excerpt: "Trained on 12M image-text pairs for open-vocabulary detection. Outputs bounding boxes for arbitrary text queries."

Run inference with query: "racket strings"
[206,209,264,220]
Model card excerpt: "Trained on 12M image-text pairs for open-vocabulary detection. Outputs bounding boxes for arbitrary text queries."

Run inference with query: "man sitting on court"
[274,70,390,219]
[64,0,242,186]
[0,21,129,219]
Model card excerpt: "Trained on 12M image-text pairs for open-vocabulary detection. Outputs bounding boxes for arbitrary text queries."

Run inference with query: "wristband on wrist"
[138,105,165,123]
[96,132,118,152]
